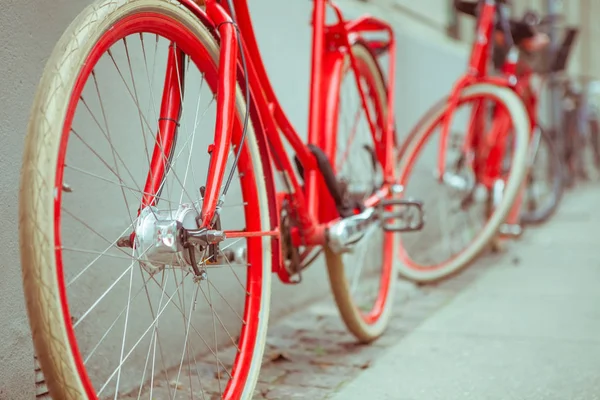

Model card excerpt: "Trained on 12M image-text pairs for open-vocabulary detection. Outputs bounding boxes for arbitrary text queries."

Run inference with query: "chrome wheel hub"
[134,204,200,274]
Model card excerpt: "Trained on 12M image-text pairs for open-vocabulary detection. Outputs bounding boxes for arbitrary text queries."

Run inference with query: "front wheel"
[395,83,530,283]
[20,1,271,399]
[324,43,396,343]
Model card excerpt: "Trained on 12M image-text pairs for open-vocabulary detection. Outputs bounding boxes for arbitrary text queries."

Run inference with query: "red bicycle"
[394,0,533,283]
[458,4,566,226]
[19,0,423,398]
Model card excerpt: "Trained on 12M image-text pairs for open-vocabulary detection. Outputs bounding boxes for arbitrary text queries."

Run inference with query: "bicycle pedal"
[498,223,522,238]
[379,198,425,232]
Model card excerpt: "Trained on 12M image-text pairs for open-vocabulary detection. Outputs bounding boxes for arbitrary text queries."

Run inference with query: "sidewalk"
[331,185,600,400]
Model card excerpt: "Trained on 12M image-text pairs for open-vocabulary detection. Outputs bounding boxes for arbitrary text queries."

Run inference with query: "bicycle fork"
[117,2,241,274]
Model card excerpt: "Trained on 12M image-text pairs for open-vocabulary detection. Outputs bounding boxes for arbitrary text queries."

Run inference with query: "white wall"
[0,1,91,398]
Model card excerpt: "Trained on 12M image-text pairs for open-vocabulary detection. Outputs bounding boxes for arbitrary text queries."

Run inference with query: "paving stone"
[282,370,353,389]
[265,385,331,400]
[276,313,323,330]
[131,385,183,400]
[370,330,410,347]
[254,382,274,398]
[311,346,383,368]
[257,366,287,384]
[386,311,427,332]
[267,322,299,336]
[266,335,300,349]
[407,291,454,312]
[267,361,318,374]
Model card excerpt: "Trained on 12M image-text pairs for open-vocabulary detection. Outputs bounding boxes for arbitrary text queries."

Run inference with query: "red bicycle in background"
[19,0,423,398]
[456,2,566,226]
[394,0,536,283]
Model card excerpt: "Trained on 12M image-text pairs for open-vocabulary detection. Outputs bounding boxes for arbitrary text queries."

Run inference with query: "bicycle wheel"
[521,125,564,224]
[589,118,600,172]
[563,80,600,182]
[561,93,585,186]
[574,116,600,181]
[19,1,271,399]
[324,43,396,343]
[395,83,530,283]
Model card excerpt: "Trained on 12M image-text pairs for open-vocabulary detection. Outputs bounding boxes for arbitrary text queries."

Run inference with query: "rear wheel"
[560,79,600,183]
[560,107,578,187]
[589,118,600,172]
[521,125,564,224]
[395,83,530,283]
[20,1,271,399]
[324,43,396,343]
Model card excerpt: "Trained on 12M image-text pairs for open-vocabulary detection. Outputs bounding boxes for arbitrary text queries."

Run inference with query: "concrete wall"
[0,0,469,398]
[0,2,90,398]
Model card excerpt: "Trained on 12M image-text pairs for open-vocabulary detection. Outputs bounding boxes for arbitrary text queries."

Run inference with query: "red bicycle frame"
[147,0,398,283]
[440,1,513,183]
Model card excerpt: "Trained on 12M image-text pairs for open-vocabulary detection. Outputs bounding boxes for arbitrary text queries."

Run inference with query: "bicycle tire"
[590,118,600,171]
[560,91,585,187]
